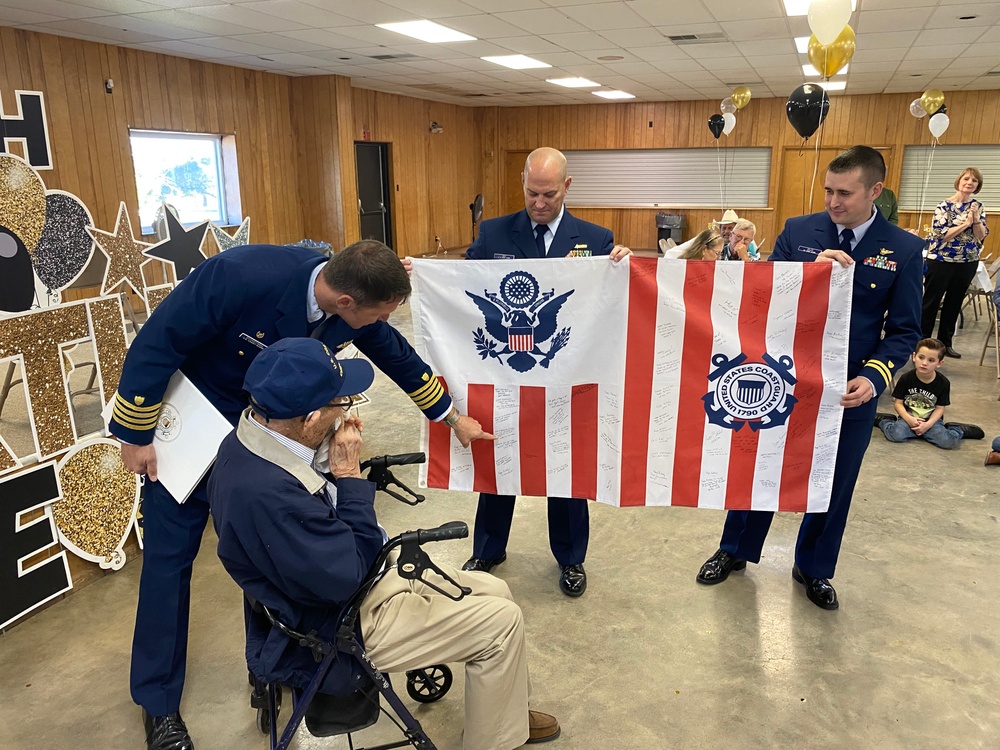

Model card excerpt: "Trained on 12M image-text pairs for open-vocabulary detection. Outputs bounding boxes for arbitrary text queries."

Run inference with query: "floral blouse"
[927,198,989,263]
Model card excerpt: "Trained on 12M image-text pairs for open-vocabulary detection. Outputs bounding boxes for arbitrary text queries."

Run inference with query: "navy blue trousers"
[719,415,872,580]
[130,474,211,716]
[472,494,589,566]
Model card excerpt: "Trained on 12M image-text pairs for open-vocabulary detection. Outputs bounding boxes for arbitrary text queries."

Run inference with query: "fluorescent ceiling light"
[592,90,635,99]
[783,0,856,16]
[547,77,600,88]
[376,20,476,43]
[481,55,550,69]
[814,80,847,91]
[795,36,810,53]
[803,63,849,76]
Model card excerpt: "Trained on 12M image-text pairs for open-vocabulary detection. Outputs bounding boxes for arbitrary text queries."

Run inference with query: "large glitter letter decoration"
[86,296,129,407]
[0,462,73,629]
[0,91,53,170]
[0,302,90,476]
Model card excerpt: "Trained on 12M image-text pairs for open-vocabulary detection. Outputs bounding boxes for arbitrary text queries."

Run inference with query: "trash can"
[655,212,684,245]
[290,239,334,257]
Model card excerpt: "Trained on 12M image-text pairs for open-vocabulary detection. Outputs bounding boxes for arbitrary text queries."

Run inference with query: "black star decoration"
[142,207,209,281]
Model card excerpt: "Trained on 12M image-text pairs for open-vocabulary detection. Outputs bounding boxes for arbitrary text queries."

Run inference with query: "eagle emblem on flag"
[702,352,798,431]
[467,270,574,373]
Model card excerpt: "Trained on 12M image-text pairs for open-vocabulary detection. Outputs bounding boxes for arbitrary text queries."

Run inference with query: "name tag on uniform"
[239,332,267,350]
[863,255,897,272]
[797,245,821,255]
[493,253,515,259]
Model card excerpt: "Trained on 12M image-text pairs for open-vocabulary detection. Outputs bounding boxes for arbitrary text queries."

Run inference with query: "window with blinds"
[899,145,1000,212]
[562,148,771,208]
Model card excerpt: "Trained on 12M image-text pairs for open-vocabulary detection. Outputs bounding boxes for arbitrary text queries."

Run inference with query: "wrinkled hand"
[329,417,364,479]
[120,441,158,482]
[610,244,632,262]
[732,239,751,261]
[817,249,853,267]
[840,377,873,409]
[402,257,413,276]
[452,414,496,448]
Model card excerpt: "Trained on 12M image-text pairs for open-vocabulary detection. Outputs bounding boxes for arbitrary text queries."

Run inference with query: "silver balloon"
[720,97,737,115]
[909,98,927,119]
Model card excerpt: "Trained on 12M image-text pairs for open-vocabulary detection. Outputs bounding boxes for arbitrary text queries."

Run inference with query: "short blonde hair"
[955,167,983,194]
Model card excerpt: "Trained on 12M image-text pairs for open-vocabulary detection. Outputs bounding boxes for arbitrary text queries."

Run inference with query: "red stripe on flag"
[426,377,452,489]
[672,262,717,507]
[468,383,498,494]
[571,384,599,500]
[620,258,660,506]
[778,263,832,512]
[519,386,547,497]
[724,263,774,510]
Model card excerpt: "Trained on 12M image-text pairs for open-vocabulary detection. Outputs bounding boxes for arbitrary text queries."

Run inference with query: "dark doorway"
[355,142,393,247]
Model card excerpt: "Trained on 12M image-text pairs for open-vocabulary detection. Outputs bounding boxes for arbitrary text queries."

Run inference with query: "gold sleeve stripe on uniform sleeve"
[409,381,445,409]
[865,359,893,388]
[111,409,159,431]
[114,393,161,413]
[407,378,441,401]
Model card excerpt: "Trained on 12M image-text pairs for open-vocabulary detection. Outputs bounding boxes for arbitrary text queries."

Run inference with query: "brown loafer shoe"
[526,710,560,744]
[986,450,1000,467]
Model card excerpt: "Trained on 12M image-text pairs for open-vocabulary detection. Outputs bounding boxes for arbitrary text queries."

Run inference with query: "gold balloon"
[732,86,751,109]
[920,88,945,116]
[807,26,856,79]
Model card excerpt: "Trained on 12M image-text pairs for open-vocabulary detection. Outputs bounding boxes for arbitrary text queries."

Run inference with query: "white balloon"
[928,112,950,138]
[722,112,736,136]
[721,97,737,115]
[909,98,927,118]
[808,0,852,46]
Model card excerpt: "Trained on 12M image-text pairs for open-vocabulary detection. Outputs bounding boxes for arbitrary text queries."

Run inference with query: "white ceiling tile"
[229,32,324,53]
[914,26,988,47]
[1,0,111,18]
[490,35,565,54]
[495,8,589,34]
[398,59,470,73]
[379,0,481,18]
[940,56,999,76]
[963,42,1000,58]
[545,30,619,50]
[197,36,285,55]
[140,39,243,58]
[134,0,229,7]
[187,3,309,31]
[459,0,547,11]
[849,61,898,75]
[0,8,62,24]
[627,0,714,26]
[856,7,933,33]
[601,60,660,76]
[65,0,162,11]
[84,12,210,39]
[429,40,512,57]
[738,39,795,56]
[28,18,167,42]
[651,58,708,73]
[854,30,919,50]
[443,14,527,38]
[701,0,785,22]
[654,22,725,37]
[681,41,740,60]
[559,2,647,31]
[276,28,377,49]
[131,9,260,36]
[720,18,791,41]
[904,43,971,61]
[629,44,692,63]
[306,0,417,24]
[852,47,908,63]
[895,59,950,72]
[322,24,417,46]
[927,76,977,88]
[241,1,359,27]
[597,26,668,47]
[927,4,1000,29]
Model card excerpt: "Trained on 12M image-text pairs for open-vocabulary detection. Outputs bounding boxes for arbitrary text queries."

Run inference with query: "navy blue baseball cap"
[243,338,374,420]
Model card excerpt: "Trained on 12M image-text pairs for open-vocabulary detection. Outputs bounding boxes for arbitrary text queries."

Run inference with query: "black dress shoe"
[944,422,985,440]
[873,412,897,430]
[696,548,746,585]
[558,564,587,597]
[791,565,839,610]
[943,346,961,359]
[462,553,506,573]
[143,710,194,750]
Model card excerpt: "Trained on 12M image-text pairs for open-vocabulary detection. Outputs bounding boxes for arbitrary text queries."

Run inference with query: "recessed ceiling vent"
[668,32,727,45]
[368,53,418,61]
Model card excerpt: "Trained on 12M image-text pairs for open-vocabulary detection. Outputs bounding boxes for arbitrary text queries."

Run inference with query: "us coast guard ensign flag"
[409,256,853,512]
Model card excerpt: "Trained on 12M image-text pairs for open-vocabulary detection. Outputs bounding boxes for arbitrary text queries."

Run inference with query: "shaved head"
[522,147,571,225]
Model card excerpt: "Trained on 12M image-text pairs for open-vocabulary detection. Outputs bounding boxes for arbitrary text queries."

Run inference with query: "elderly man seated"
[720,218,760,262]
[208,338,559,749]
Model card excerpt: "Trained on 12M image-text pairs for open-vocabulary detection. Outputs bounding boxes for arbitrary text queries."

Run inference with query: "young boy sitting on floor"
[874,338,984,449]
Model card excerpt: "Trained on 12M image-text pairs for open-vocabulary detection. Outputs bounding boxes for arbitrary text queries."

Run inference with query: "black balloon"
[785,83,830,140]
[933,103,947,115]
[0,226,35,313]
[708,114,725,139]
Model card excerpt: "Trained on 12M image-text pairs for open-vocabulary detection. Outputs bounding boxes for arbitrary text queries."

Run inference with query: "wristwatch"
[444,409,460,427]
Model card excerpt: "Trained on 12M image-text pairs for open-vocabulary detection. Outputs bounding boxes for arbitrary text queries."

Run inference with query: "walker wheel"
[406,664,453,703]
[256,707,274,734]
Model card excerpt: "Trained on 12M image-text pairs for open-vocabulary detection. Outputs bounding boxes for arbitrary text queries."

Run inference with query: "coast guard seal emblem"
[702,352,797,431]
[467,270,574,373]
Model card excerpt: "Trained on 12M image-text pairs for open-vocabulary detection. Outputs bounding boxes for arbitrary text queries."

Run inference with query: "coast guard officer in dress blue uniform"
[696,146,923,610]
[109,240,491,750]
[463,147,631,598]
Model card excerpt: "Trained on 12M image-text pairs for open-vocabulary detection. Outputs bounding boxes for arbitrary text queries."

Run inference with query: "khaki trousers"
[360,563,531,750]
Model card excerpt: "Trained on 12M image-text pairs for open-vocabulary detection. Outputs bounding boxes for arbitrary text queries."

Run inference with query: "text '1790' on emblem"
[702,353,797,432]
[467,270,574,373]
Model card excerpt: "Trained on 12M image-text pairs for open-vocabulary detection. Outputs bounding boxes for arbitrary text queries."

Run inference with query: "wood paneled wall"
[488,91,1000,253]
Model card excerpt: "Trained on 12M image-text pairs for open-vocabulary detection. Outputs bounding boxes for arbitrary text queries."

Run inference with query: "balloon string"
[807,93,826,215]
[917,139,937,234]
[716,139,725,216]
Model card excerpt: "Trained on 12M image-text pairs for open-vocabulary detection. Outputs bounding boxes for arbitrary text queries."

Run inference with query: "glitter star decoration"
[209,216,251,252]
[86,202,150,300]
[143,206,209,281]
